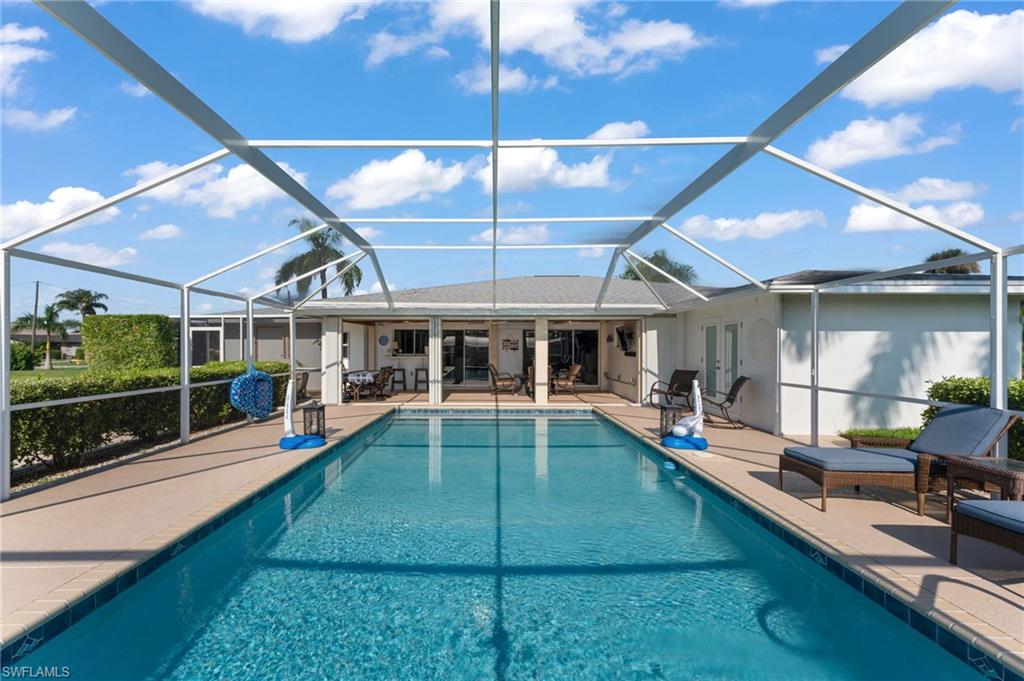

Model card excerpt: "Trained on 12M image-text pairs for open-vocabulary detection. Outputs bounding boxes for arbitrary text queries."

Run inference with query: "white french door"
[702,318,740,400]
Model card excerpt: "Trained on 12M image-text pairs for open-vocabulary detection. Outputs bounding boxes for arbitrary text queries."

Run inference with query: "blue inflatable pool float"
[661,435,709,450]
[229,370,274,420]
[279,434,326,450]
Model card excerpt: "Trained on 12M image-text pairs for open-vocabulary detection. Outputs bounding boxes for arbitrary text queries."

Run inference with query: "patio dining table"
[344,370,380,401]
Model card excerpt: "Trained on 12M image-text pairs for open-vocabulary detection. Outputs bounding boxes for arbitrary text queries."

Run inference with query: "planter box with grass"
[839,427,921,449]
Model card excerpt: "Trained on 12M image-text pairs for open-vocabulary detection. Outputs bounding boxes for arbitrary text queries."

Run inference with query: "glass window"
[394,329,428,355]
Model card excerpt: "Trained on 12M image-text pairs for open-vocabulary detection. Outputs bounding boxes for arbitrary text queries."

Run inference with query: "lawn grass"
[838,426,922,440]
[11,367,89,380]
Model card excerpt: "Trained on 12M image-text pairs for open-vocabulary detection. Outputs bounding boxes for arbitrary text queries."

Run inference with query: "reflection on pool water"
[22,415,975,680]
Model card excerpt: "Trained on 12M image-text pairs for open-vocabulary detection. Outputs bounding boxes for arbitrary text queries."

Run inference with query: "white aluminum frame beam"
[659,223,768,290]
[594,0,954,307]
[489,0,500,309]
[763,145,1000,253]
[371,244,620,251]
[622,252,668,309]
[188,223,330,287]
[815,251,990,290]
[500,137,748,148]
[37,0,394,309]
[1,148,230,250]
[249,253,360,302]
[292,255,366,309]
[332,216,654,224]
[624,250,709,302]
[243,137,747,149]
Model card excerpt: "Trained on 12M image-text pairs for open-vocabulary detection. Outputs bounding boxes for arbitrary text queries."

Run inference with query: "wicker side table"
[945,456,1024,523]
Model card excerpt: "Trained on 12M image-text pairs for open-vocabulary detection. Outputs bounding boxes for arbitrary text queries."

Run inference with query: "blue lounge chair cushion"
[956,500,1024,535]
[783,447,918,472]
[909,405,1013,457]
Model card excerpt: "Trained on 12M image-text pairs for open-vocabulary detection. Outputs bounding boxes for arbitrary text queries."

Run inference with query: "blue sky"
[1,0,1022,317]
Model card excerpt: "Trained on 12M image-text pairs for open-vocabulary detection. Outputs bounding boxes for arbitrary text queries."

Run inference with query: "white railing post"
[1,250,12,500]
[535,318,549,405]
[179,286,191,444]
[288,310,297,407]
[245,299,255,370]
[990,252,1008,457]
[810,289,820,446]
[428,317,442,404]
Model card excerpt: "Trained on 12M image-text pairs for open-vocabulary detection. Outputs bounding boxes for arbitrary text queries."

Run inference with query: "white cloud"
[1009,210,1024,223]
[577,246,607,258]
[588,120,650,139]
[326,150,467,210]
[888,177,982,204]
[1,187,120,239]
[353,280,397,297]
[814,44,848,65]
[680,209,826,241]
[0,25,51,97]
[453,62,557,95]
[119,80,150,97]
[2,107,76,131]
[123,160,306,218]
[843,9,1024,107]
[470,224,551,244]
[355,226,382,240]
[1012,117,1024,133]
[139,223,182,240]
[373,3,710,79]
[845,201,984,232]
[40,241,138,267]
[425,46,450,59]
[805,113,958,170]
[0,23,48,44]
[476,148,611,192]
[186,1,371,43]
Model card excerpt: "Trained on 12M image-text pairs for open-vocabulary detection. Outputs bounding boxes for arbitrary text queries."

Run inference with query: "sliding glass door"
[442,329,490,385]
[522,329,599,385]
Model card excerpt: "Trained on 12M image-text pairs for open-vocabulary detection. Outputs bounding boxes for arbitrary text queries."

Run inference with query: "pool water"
[23,415,973,680]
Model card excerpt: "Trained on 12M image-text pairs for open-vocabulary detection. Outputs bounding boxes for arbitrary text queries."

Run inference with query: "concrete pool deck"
[1,400,1021,674]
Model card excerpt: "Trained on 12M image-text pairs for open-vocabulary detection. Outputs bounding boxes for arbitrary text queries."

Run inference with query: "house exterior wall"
[641,316,676,405]
[679,294,779,432]
[602,320,640,402]
[779,293,1024,435]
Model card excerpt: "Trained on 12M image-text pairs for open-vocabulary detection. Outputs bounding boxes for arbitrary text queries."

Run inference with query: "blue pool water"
[23,415,973,680]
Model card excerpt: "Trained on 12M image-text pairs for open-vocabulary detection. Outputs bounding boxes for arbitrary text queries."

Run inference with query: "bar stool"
[391,367,407,393]
[414,367,429,392]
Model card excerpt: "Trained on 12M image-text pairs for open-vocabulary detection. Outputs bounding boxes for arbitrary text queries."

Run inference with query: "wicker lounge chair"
[779,405,1018,514]
[552,364,582,396]
[489,364,518,395]
[704,376,750,427]
[648,369,698,408]
[949,500,1024,564]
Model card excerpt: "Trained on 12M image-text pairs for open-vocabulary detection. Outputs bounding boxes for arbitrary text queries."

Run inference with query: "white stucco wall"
[779,293,1023,435]
[679,294,779,432]
[641,316,676,404]
[603,320,640,401]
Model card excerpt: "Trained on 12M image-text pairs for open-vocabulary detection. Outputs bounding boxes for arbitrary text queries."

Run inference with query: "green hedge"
[11,361,290,470]
[924,376,1023,460]
[10,341,36,371]
[82,314,178,370]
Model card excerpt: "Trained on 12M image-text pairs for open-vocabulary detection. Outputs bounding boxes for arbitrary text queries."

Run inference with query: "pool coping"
[0,407,399,666]
[592,407,1024,681]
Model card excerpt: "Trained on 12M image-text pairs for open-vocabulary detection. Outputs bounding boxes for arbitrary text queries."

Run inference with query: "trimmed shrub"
[82,314,178,370]
[74,347,86,361]
[10,341,36,371]
[924,376,1023,460]
[10,361,289,470]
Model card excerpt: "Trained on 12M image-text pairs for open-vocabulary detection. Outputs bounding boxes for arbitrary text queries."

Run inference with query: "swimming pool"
[19,414,977,680]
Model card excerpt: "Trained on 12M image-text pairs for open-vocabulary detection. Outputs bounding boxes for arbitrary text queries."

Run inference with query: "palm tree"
[620,248,697,284]
[54,289,109,321]
[925,248,981,274]
[13,305,76,370]
[275,217,363,299]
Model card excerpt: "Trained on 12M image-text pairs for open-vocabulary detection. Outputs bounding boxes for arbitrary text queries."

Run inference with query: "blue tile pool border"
[592,409,1019,681]
[1,410,398,667]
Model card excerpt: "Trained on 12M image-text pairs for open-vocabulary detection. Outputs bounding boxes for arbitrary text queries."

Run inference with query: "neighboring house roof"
[10,331,82,344]
[194,270,1024,318]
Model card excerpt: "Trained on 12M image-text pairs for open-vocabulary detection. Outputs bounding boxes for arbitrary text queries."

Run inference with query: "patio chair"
[779,405,1018,514]
[489,364,518,395]
[552,364,582,396]
[949,500,1024,564]
[704,376,750,427]
[648,369,699,408]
